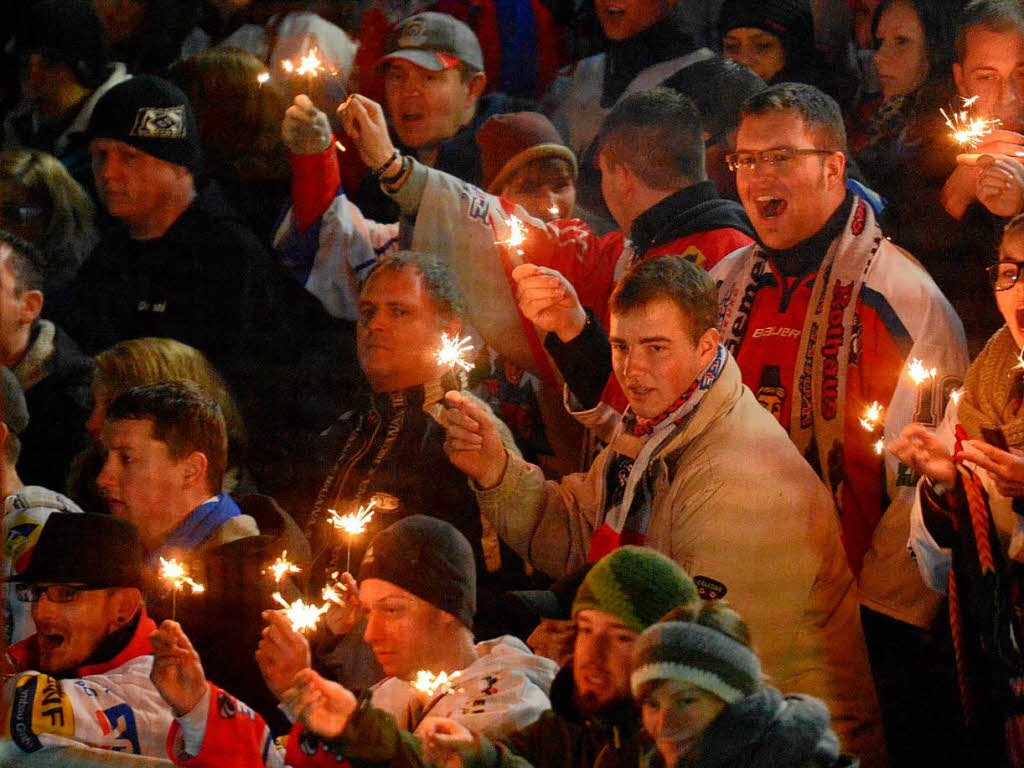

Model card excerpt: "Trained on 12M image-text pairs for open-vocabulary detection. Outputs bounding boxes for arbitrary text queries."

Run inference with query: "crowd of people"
[4,0,1024,766]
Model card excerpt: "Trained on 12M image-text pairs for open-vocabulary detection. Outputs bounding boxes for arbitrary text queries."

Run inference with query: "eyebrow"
[607,336,673,345]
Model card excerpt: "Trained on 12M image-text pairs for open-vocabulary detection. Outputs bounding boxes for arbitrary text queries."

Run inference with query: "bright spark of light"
[281,60,295,73]
[907,358,937,386]
[497,215,527,256]
[874,438,885,456]
[335,139,346,152]
[321,572,348,606]
[328,501,376,535]
[950,389,963,406]
[257,72,270,84]
[265,550,301,583]
[548,204,559,217]
[941,96,1001,148]
[436,333,475,373]
[412,670,460,697]
[859,401,884,432]
[159,557,205,593]
[272,592,329,632]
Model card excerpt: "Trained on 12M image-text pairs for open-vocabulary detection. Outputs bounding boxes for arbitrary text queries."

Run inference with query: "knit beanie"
[718,0,815,65]
[86,76,202,174]
[359,515,476,629]
[476,112,578,194]
[631,620,761,703]
[571,546,698,633]
[13,0,110,90]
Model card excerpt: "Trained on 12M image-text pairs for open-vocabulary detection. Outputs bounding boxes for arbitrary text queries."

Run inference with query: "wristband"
[373,150,401,178]
[379,154,409,186]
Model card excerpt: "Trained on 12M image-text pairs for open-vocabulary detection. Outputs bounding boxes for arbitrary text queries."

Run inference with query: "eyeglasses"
[15,583,88,603]
[987,260,1024,291]
[725,148,840,172]
[0,204,45,224]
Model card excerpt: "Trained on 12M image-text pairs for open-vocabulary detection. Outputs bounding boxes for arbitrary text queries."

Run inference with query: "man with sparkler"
[444,255,886,765]
[0,512,180,760]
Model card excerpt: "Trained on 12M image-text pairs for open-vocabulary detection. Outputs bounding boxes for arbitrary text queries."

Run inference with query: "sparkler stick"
[328,501,377,573]
[272,592,330,633]
[941,96,1001,149]
[412,670,460,698]
[908,358,938,423]
[159,557,205,621]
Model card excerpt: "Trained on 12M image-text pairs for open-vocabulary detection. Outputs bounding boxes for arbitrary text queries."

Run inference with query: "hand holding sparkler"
[281,668,357,738]
[282,94,333,155]
[974,154,1024,218]
[512,263,587,343]
[257,608,313,699]
[159,557,205,621]
[421,717,474,768]
[413,670,461,698]
[889,423,955,486]
[150,620,207,717]
[442,391,509,489]
[338,95,400,178]
[322,571,362,637]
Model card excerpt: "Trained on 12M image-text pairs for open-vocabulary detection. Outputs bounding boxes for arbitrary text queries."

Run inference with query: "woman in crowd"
[892,211,1024,766]
[631,601,854,768]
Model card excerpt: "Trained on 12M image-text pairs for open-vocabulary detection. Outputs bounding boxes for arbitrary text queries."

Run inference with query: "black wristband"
[373,150,401,178]
[379,154,409,185]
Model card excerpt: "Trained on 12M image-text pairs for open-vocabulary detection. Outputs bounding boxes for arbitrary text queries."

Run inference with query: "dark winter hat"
[476,112,578,194]
[359,515,476,629]
[0,366,29,437]
[378,12,484,73]
[631,620,761,703]
[11,513,145,589]
[572,547,698,633]
[719,0,815,55]
[13,0,110,90]
[86,76,202,174]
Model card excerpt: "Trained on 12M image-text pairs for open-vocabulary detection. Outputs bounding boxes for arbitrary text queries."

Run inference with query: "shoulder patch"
[694,575,727,600]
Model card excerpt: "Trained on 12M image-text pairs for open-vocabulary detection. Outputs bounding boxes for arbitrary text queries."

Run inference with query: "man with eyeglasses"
[0,512,179,760]
[712,82,969,766]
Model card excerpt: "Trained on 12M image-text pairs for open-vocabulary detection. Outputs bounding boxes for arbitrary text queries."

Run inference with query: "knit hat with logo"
[378,12,484,73]
[87,75,202,174]
[476,112,578,194]
[571,546,698,633]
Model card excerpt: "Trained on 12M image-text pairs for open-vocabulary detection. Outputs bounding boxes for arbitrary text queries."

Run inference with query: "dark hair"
[610,256,719,344]
[597,88,706,188]
[954,0,1024,63]
[364,251,467,322]
[740,82,847,151]
[106,381,228,493]
[683,60,768,144]
[872,0,958,76]
[0,229,45,294]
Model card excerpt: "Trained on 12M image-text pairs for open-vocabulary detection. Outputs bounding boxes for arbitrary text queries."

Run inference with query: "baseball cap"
[377,12,484,73]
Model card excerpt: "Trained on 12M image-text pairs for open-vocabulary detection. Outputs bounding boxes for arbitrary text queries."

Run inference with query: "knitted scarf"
[151,494,241,564]
[717,195,881,500]
[957,325,1024,448]
[588,345,726,562]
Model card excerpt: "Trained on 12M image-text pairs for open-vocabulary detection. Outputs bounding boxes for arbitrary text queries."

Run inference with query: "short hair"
[596,88,706,189]
[681,60,767,145]
[740,82,847,151]
[610,256,719,344]
[106,381,228,493]
[0,229,45,294]
[954,0,1024,63]
[872,0,958,76]
[363,251,467,322]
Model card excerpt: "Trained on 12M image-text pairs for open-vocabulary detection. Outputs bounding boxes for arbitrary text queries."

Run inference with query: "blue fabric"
[493,0,538,95]
[846,178,884,215]
[151,494,241,562]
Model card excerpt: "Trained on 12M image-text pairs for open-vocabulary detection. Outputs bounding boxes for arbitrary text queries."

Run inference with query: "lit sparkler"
[328,501,377,572]
[548,204,559,217]
[321,571,348,606]
[874,438,885,456]
[950,389,963,406]
[257,71,270,86]
[941,96,1001,149]
[159,557,205,620]
[497,215,527,258]
[907,358,937,387]
[412,670,460,698]
[436,333,475,375]
[272,592,329,633]
[859,401,884,432]
[265,550,301,584]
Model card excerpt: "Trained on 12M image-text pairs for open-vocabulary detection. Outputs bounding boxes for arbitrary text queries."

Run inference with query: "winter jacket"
[13,320,93,496]
[1,608,173,761]
[709,195,969,631]
[1,486,85,645]
[474,352,885,766]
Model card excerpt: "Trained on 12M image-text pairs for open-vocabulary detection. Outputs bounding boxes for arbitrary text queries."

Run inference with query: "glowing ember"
[907,358,937,386]
[265,550,301,583]
[950,389,963,406]
[412,670,460,697]
[1015,347,1024,372]
[874,438,885,456]
[257,71,270,85]
[436,333,475,374]
[273,592,329,632]
[941,96,1000,148]
[159,557,205,594]
[497,215,527,256]
[859,401,884,432]
[328,501,376,535]
[335,139,347,153]
[281,60,294,73]
[548,204,559,217]
[321,573,348,605]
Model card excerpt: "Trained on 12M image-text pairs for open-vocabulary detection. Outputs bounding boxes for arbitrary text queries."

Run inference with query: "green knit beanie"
[571,547,698,633]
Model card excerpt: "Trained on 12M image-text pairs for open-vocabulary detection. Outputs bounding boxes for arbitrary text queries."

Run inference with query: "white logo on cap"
[130,106,187,139]
[397,19,428,48]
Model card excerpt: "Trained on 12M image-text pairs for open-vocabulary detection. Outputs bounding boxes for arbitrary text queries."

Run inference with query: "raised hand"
[511,263,587,343]
[888,423,955,487]
[442,391,509,490]
[324,571,363,637]
[150,620,208,717]
[421,717,474,768]
[256,608,312,700]
[280,668,357,738]
[338,94,398,173]
[973,154,1024,217]
[959,439,1024,497]
[282,94,333,155]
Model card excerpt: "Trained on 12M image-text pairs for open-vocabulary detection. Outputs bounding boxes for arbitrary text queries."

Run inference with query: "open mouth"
[39,632,66,652]
[755,196,787,219]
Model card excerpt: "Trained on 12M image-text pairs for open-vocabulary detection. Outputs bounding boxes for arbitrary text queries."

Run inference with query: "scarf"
[717,195,882,501]
[152,494,241,563]
[958,325,1024,448]
[588,345,726,562]
[13,319,56,391]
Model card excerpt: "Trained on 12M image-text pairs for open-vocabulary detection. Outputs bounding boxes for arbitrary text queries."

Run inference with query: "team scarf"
[150,493,241,564]
[588,345,726,562]
[957,325,1024,449]
[716,196,882,499]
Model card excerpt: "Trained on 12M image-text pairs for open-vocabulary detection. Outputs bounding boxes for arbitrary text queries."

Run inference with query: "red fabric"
[168,683,274,768]
[283,722,355,768]
[290,145,342,233]
[587,523,646,562]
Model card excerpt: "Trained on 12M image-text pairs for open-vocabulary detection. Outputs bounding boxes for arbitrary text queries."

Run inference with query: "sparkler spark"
[412,670,460,697]
[874,438,885,456]
[272,592,329,633]
[941,96,1001,148]
[497,215,527,256]
[335,139,346,153]
[436,333,475,374]
[950,389,963,406]
[328,501,376,535]
[265,550,301,583]
[907,358,937,386]
[859,401,884,432]
[548,204,559,217]
[159,557,205,594]
[257,71,270,85]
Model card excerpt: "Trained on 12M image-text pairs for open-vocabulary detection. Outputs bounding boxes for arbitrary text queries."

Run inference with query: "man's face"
[357,266,451,392]
[734,111,845,250]
[501,159,577,222]
[0,247,39,367]
[382,60,477,150]
[595,0,676,40]
[97,418,191,550]
[30,586,122,675]
[360,578,454,679]
[954,26,1024,133]
[609,299,717,420]
[90,138,185,233]
[572,610,639,713]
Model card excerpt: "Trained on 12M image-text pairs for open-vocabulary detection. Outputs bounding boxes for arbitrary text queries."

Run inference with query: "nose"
[95,454,116,494]
[620,348,645,380]
[32,592,60,622]
[363,610,384,644]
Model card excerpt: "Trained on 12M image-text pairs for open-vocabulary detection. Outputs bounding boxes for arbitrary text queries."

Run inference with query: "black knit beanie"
[86,75,202,174]
[359,515,477,629]
[719,0,815,65]
[14,0,110,90]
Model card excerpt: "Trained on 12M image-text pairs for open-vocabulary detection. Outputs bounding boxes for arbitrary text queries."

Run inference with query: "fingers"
[957,153,996,168]
[511,263,543,283]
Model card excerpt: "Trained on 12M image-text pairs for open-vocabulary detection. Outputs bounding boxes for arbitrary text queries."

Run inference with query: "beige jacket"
[476,356,887,767]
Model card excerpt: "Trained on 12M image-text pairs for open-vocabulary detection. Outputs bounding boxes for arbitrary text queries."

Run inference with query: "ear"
[466,71,487,103]
[19,290,43,325]
[952,62,965,96]
[108,588,142,629]
[825,151,846,191]
[696,326,720,368]
[180,450,209,491]
[0,422,10,459]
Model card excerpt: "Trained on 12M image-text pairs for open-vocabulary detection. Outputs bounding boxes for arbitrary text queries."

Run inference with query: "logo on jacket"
[821,280,854,420]
[97,703,141,754]
[755,365,786,422]
[6,518,43,574]
[694,576,727,600]
[131,106,186,139]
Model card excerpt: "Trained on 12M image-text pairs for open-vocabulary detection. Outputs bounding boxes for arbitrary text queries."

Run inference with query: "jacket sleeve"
[285,703,426,768]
